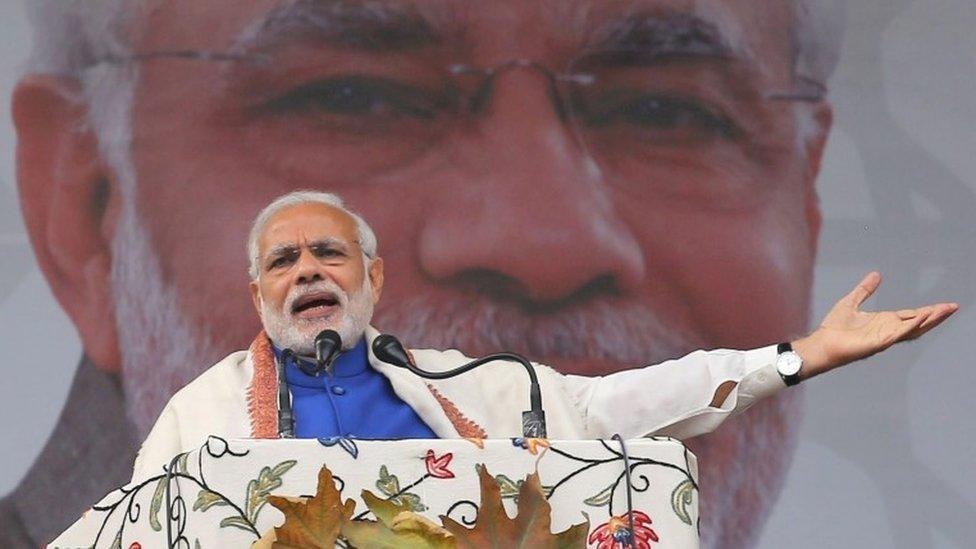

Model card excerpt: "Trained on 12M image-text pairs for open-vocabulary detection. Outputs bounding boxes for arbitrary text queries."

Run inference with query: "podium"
[51,437,700,548]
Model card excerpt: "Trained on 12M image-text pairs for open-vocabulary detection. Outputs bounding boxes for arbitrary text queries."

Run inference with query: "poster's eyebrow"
[236,0,442,54]
[586,11,742,61]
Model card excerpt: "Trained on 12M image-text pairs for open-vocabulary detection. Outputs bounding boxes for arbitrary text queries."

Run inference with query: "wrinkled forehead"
[135,0,795,69]
[259,203,359,251]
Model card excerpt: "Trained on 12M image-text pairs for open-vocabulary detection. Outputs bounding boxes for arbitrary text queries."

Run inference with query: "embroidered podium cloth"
[51,437,700,548]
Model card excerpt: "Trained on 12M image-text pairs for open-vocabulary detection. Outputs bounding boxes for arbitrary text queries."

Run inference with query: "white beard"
[112,203,223,440]
[258,275,375,355]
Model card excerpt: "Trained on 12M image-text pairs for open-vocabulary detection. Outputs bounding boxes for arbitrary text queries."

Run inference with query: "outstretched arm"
[791,271,957,380]
[564,271,957,440]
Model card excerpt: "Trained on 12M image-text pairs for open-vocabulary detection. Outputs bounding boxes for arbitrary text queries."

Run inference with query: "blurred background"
[1,1,974,547]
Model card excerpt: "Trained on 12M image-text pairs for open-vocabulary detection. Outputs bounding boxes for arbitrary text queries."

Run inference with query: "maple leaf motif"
[425,450,456,479]
[342,491,456,548]
[265,466,355,548]
[440,465,589,548]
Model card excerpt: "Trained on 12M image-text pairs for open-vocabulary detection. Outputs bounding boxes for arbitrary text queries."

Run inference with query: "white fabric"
[132,326,785,482]
[60,438,702,549]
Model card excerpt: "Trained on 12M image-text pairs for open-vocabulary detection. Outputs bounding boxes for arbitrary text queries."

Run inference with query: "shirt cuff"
[736,344,788,406]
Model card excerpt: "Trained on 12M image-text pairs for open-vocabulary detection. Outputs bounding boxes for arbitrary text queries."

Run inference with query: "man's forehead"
[137,0,793,60]
[259,203,357,249]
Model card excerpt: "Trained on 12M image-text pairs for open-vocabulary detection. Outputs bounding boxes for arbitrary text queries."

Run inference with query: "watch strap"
[776,342,802,386]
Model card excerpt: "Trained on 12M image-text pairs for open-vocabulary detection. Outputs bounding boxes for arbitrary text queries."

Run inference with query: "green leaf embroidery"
[193,489,229,512]
[376,465,401,497]
[176,452,190,474]
[671,479,696,525]
[148,478,167,531]
[244,459,297,523]
[494,474,522,499]
[390,492,427,512]
[195,539,202,549]
[109,528,123,549]
[583,484,614,507]
[219,515,254,532]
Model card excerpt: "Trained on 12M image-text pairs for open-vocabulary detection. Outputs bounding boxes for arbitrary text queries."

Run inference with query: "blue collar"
[272,338,370,387]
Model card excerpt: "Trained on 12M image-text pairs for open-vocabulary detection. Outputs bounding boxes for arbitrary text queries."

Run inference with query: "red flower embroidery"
[128,543,142,549]
[424,449,455,479]
[588,511,659,549]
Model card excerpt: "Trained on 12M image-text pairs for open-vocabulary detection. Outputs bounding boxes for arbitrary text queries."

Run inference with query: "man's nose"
[294,250,325,284]
[418,72,646,304]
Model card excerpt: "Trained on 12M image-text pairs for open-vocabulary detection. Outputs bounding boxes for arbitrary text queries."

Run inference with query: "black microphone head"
[314,329,342,366]
[372,334,411,368]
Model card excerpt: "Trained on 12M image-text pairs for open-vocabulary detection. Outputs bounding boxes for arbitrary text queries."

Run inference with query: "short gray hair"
[246,191,379,280]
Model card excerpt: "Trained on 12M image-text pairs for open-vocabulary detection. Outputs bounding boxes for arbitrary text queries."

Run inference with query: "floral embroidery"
[246,332,279,439]
[511,437,550,455]
[373,465,427,512]
[426,384,488,438]
[424,450,455,479]
[318,436,359,459]
[588,511,659,549]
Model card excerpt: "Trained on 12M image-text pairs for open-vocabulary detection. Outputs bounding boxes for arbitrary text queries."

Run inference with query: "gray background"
[1,1,974,547]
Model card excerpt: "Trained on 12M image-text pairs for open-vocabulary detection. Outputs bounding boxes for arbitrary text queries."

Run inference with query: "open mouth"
[291,292,341,319]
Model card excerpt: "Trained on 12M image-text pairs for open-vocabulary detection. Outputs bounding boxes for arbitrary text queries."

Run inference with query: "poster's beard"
[376,292,705,369]
[111,202,799,548]
[258,277,375,355]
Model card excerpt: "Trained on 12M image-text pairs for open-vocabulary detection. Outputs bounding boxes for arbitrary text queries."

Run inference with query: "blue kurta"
[273,339,437,440]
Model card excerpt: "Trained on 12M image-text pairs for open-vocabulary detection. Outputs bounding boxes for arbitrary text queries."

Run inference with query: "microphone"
[372,334,547,438]
[311,329,342,376]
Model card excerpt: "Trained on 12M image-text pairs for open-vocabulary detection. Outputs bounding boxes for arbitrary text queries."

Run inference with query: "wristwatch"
[776,342,803,387]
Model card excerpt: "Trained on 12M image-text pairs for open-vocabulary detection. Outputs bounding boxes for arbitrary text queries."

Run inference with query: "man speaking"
[132,190,957,483]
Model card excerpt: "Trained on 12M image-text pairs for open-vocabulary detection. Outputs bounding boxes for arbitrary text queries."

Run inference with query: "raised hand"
[792,272,958,379]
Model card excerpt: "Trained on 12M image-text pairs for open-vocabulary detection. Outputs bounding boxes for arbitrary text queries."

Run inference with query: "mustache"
[283,280,348,315]
[373,292,706,368]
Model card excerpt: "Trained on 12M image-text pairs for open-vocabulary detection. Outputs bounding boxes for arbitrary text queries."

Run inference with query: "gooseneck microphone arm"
[276,349,296,438]
[276,330,344,438]
[372,334,547,438]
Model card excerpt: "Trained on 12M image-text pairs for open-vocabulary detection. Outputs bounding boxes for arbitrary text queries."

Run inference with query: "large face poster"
[0,1,973,547]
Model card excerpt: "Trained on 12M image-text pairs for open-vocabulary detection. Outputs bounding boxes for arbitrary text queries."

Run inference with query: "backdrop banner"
[1,1,973,548]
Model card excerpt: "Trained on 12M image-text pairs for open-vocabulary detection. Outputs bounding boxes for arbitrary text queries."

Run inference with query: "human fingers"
[846,271,882,309]
[908,303,959,339]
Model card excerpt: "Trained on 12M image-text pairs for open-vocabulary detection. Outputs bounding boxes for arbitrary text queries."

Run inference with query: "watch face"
[778,352,803,376]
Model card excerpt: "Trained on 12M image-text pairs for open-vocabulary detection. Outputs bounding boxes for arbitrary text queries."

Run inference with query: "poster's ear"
[13,74,123,372]
[802,102,833,254]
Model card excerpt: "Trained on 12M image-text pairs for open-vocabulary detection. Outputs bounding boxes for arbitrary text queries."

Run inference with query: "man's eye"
[269,256,292,269]
[578,92,740,140]
[314,247,344,258]
[266,75,448,120]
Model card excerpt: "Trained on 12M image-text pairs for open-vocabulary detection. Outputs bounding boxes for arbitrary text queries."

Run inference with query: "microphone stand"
[276,330,342,438]
[374,335,547,438]
[276,349,295,438]
[398,354,547,438]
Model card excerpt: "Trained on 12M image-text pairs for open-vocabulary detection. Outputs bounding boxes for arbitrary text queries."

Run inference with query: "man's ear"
[249,279,263,317]
[13,74,123,372]
[802,102,833,254]
[368,257,384,303]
